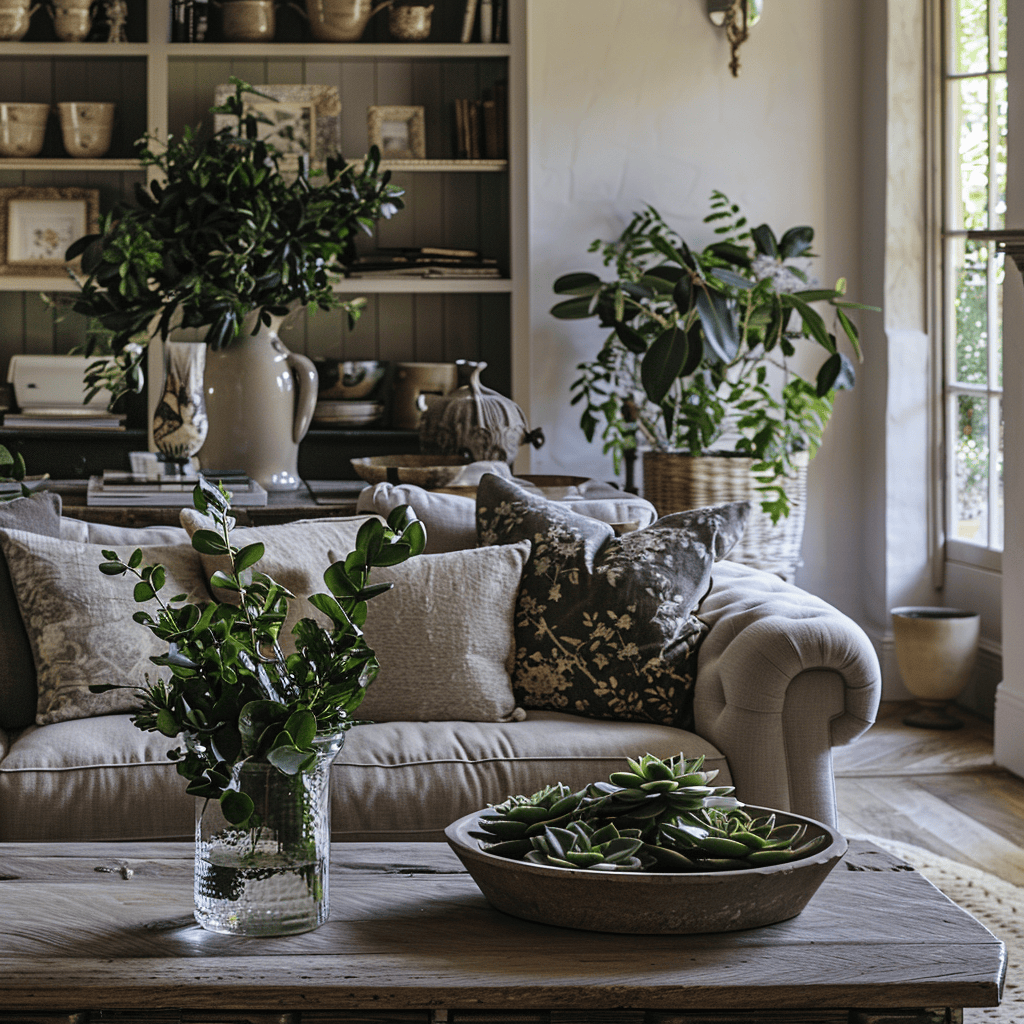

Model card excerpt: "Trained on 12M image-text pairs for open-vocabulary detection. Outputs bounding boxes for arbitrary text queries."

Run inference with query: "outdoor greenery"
[554,192,875,521]
[90,477,425,828]
[66,77,405,404]
[472,752,827,873]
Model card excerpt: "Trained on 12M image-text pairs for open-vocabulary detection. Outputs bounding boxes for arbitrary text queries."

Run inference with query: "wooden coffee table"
[0,840,1005,1024]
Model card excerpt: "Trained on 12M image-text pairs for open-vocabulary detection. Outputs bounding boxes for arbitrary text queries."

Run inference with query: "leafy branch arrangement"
[66,77,405,403]
[554,193,877,521]
[472,752,827,872]
[91,477,425,827]
[0,444,29,501]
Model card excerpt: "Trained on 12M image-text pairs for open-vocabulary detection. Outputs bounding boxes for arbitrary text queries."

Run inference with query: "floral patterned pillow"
[476,474,749,730]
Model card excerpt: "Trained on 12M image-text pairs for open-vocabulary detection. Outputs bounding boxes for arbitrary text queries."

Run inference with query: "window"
[944,0,1007,561]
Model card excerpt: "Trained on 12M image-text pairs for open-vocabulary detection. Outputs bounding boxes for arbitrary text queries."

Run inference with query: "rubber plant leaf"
[640,325,688,407]
[695,287,739,364]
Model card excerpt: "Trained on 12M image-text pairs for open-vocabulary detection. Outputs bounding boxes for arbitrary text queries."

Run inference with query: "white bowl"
[0,103,49,158]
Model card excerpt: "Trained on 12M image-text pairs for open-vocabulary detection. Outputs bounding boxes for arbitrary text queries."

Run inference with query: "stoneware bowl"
[0,102,49,157]
[49,3,93,40]
[350,453,471,488]
[445,805,848,934]
[313,359,387,400]
[221,0,276,42]
[0,2,40,41]
[58,102,115,158]
[388,2,432,40]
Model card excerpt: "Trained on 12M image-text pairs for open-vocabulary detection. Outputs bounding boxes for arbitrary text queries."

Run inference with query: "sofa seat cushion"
[329,710,731,841]
[0,712,728,843]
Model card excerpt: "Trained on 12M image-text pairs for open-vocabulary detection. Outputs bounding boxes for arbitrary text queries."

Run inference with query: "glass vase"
[194,733,344,936]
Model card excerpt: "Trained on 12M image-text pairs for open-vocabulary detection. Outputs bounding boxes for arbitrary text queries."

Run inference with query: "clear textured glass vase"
[194,733,343,936]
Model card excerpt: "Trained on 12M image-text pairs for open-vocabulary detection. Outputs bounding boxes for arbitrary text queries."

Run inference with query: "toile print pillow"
[475,474,749,731]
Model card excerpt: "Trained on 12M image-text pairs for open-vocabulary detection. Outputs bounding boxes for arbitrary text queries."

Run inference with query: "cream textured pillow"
[179,511,376,653]
[0,529,209,726]
[328,541,531,723]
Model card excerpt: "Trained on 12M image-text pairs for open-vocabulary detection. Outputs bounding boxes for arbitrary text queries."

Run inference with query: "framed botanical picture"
[368,105,426,160]
[213,84,342,165]
[0,187,100,277]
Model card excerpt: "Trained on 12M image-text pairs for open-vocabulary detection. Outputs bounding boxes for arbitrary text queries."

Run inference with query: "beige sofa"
[0,487,881,843]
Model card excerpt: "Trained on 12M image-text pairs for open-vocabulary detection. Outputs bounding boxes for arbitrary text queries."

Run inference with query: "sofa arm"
[692,561,881,827]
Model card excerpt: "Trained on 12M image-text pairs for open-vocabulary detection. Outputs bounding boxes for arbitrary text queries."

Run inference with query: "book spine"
[171,0,189,42]
[460,0,478,43]
[482,99,498,160]
[478,0,493,43]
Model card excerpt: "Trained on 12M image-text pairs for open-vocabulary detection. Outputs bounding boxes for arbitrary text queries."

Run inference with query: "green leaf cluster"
[66,78,405,398]
[0,443,29,501]
[557,192,878,522]
[91,475,425,827]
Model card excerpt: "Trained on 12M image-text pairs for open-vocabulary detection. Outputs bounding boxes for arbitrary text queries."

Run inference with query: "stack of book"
[87,470,269,507]
[453,81,508,161]
[346,247,501,279]
[3,409,125,431]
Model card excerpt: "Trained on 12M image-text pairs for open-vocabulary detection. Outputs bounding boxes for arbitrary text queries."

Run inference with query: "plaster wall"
[526,0,867,619]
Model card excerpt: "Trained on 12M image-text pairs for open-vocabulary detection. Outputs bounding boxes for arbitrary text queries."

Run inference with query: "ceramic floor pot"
[198,316,318,491]
[194,732,344,936]
[891,606,980,729]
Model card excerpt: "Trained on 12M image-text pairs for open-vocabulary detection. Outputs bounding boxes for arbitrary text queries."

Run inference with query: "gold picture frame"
[0,187,100,277]
[367,105,426,160]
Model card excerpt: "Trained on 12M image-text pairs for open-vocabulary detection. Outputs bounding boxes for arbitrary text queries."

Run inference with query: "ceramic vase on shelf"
[198,313,318,491]
[194,732,343,936]
[152,342,208,472]
[891,606,981,730]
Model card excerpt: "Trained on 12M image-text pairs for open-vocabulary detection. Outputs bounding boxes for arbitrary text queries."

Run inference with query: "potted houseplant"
[66,77,405,491]
[445,751,847,934]
[553,192,876,577]
[91,475,426,935]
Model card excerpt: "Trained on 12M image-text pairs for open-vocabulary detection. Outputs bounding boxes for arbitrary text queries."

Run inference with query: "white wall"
[526,0,867,618]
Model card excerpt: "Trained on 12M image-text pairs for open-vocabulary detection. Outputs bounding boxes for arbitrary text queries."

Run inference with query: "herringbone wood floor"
[833,701,1024,887]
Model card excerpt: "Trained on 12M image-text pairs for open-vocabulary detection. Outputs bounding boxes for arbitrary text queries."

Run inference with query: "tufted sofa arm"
[692,560,881,827]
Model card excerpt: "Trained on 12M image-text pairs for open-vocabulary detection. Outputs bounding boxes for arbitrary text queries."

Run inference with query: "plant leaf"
[640,326,688,406]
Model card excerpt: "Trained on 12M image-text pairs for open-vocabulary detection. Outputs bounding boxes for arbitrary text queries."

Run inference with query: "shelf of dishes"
[0,277,513,293]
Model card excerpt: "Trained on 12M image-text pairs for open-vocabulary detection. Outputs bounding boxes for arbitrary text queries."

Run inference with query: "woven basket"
[642,451,809,581]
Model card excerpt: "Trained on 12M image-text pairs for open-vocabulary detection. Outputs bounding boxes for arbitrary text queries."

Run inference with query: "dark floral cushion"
[476,474,749,730]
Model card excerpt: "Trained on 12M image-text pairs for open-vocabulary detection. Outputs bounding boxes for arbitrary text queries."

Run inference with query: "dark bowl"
[314,360,388,400]
[445,805,847,934]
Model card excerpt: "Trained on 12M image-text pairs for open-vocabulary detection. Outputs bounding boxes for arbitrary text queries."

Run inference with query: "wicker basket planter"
[642,451,809,581]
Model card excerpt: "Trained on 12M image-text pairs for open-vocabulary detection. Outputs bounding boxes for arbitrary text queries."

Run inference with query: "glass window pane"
[954,0,989,73]
[996,0,1007,70]
[957,77,991,230]
[994,398,1004,549]
[993,249,1004,387]
[993,75,1007,227]
[954,394,990,545]
[953,240,989,384]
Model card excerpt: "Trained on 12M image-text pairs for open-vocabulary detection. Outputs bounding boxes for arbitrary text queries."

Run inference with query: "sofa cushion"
[61,518,190,546]
[0,492,63,731]
[357,481,660,553]
[179,511,375,652]
[0,711,729,842]
[330,541,531,723]
[0,529,209,725]
[476,474,749,731]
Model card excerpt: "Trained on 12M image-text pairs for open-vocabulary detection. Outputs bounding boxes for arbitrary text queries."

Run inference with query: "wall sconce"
[706,0,763,77]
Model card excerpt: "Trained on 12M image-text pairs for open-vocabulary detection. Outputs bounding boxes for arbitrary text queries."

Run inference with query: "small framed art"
[368,105,426,160]
[0,187,100,277]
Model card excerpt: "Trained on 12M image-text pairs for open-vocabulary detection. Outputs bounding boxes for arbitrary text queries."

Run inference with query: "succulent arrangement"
[471,753,828,872]
[91,476,425,828]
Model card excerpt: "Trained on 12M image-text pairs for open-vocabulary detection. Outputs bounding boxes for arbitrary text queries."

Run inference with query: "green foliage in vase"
[0,444,28,501]
[554,192,878,521]
[66,77,405,400]
[91,476,426,828]
[472,752,827,873]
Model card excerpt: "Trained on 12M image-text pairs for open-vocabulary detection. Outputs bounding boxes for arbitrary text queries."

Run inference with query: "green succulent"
[471,783,586,859]
[581,752,739,838]
[525,821,652,872]
[475,753,830,874]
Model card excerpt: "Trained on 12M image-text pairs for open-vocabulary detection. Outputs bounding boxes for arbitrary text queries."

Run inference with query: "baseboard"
[994,683,1024,778]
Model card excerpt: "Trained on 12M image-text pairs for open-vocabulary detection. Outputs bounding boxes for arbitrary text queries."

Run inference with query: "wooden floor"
[833,700,1024,887]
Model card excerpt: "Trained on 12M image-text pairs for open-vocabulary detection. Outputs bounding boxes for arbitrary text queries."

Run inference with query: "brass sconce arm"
[707,0,763,77]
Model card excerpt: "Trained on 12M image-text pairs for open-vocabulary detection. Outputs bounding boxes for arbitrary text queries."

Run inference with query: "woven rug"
[860,835,1021,1022]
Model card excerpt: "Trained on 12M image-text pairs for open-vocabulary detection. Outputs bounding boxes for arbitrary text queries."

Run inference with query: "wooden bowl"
[350,454,471,489]
[445,806,847,934]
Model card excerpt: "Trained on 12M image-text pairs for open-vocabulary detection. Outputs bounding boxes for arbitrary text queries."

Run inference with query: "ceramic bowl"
[50,4,92,41]
[0,3,37,41]
[313,359,387,400]
[58,102,115,158]
[221,0,276,42]
[389,3,433,40]
[445,805,848,934]
[0,103,50,158]
[350,454,471,488]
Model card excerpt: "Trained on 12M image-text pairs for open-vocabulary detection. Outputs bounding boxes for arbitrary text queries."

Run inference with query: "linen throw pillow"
[327,541,531,723]
[179,511,375,654]
[0,529,210,725]
[0,492,63,730]
[475,474,750,730]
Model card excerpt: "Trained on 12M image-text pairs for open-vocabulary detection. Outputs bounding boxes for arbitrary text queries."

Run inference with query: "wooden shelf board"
[333,277,512,293]
[0,42,149,56]
[375,159,507,172]
[0,158,142,171]
[0,276,80,292]
[165,42,510,59]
